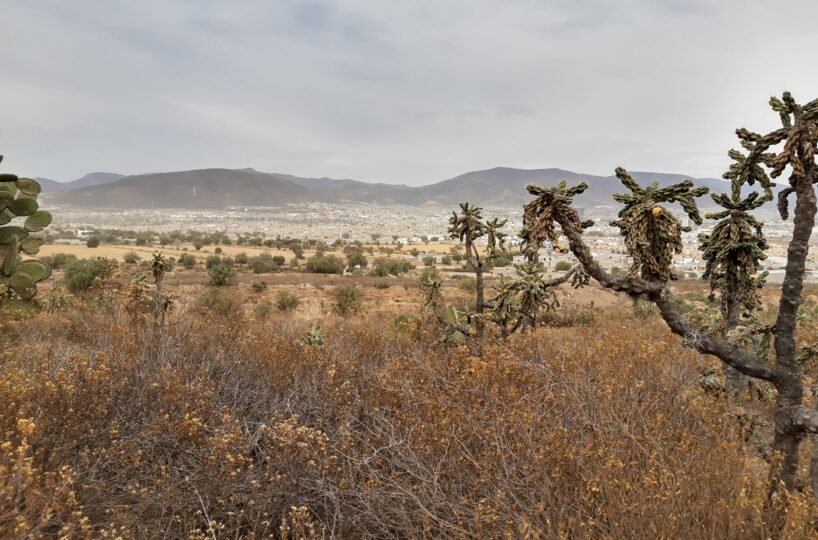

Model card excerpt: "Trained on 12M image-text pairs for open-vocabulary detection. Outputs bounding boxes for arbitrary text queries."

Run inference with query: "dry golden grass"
[1,278,817,538]
[37,241,462,263]
[37,243,315,263]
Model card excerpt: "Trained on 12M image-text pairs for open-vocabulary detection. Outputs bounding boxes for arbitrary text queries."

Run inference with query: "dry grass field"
[38,243,311,263]
[2,254,818,538]
[37,241,483,263]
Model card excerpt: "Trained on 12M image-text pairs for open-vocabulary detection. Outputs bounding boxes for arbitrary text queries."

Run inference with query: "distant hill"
[36,172,124,192]
[46,165,772,209]
[50,168,321,208]
[68,172,125,189]
[34,177,66,192]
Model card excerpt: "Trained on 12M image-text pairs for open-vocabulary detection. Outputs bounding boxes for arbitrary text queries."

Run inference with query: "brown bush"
[0,302,814,538]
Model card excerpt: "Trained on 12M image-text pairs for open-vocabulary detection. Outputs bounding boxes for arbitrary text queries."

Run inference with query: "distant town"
[45,201,818,283]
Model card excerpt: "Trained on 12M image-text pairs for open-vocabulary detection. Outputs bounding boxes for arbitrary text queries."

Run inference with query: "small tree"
[346,250,368,272]
[208,262,235,287]
[64,258,116,294]
[123,251,141,264]
[248,253,279,274]
[554,260,572,272]
[306,253,344,274]
[86,236,101,248]
[179,253,197,269]
[333,285,363,316]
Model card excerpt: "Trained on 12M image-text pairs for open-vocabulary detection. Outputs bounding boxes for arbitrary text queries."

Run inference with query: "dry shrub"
[0,304,815,538]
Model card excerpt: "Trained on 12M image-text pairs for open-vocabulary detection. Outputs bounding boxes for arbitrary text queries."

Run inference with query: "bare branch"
[555,212,780,382]
[792,406,818,434]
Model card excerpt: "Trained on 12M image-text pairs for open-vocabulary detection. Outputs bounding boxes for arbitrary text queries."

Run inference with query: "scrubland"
[2,266,818,539]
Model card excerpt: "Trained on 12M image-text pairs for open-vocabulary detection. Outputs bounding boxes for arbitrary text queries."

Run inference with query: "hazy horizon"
[3,1,818,185]
[38,163,736,186]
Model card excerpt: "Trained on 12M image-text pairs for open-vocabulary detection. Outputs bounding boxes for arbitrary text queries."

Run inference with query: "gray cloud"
[1,0,817,185]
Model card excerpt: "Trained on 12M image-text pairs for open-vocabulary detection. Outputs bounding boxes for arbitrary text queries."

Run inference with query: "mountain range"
[40,166,768,209]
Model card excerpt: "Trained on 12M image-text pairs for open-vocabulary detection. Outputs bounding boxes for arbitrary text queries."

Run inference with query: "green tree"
[332,285,363,316]
[208,262,236,287]
[346,250,368,271]
[275,290,300,312]
[554,260,572,272]
[305,254,345,274]
[179,253,197,269]
[248,253,279,274]
[64,258,116,293]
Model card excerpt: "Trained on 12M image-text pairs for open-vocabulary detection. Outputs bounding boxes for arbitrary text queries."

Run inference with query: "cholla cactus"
[151,252,168,286]
[725,92,818,220]
[545,93,818,496]
[611,168,709,281]
[484,217,508,257]
[491,262,557,334]
[447,202,509,338]
[699,190,768,316]
[0,156,53,317]
[420,272,475,342]
[420,274,443,311]
[521,180,592,260]
[448,202,485,246]
[490,261,586,336]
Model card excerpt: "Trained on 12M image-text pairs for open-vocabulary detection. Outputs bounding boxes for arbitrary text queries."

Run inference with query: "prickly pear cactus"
[610,168,708,281]
[0,156,53,317]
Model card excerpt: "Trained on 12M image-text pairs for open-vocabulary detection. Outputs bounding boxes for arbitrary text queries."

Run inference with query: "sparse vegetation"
[370,257,412,277]
[248,252,280,274]
[306,253,345,274]
[208,261,236,287]
[123,251,141,264]
[251,279,268,293]
[275,290,300,312]
[332,284,363,315]
[63,258,116,293]
[179,252,197,269]
[254,299,274,319]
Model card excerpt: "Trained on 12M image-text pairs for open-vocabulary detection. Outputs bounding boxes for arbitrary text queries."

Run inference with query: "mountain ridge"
[44,166,773,209]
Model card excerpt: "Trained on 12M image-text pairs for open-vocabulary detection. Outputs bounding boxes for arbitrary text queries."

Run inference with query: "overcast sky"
[2,1,817,185]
